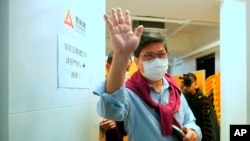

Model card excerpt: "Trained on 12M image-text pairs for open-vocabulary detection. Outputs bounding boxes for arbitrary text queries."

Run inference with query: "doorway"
[196,53,215,79]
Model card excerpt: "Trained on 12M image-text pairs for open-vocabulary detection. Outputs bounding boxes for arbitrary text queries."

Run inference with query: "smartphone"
[172,125,185,139]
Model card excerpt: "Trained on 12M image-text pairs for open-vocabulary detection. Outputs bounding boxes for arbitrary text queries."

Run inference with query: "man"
[94,8,202,141]
[180,73,204,133]
[99,51,132,141]
[181,73,220,141]
[180,73,202,96]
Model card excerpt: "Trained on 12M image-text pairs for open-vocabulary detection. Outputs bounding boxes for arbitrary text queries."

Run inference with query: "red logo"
[64,9,74,28]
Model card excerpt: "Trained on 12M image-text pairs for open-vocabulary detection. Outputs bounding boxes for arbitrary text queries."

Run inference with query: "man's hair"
[134,32,168,58]
[187,72,197,81]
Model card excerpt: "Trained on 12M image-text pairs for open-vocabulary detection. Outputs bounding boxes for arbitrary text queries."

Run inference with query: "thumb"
[134,25,144,38]
[182,126,188,134]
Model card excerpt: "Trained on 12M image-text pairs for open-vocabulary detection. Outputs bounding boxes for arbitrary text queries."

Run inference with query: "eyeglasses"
[140,52,167,61]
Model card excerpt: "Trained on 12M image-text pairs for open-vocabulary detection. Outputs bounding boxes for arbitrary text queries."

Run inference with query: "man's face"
[134,42,167,73]
[189,76,194,83]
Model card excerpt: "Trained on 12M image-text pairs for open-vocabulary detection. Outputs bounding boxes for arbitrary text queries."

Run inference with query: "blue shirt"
[93,78,202,141]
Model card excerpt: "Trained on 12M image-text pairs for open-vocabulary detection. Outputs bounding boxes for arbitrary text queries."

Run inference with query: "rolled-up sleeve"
[93,80,128,121]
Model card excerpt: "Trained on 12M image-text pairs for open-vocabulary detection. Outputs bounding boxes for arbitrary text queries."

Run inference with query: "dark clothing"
[105,129,123,141]
[115,121,126,139]
[183,88,220,141]
[183,88,204,130]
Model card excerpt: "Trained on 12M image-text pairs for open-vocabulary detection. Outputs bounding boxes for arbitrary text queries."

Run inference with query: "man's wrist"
[190,128,197,134]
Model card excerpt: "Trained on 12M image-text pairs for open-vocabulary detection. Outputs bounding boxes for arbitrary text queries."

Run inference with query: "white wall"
[190,27,219,50]
[7,0,105,141]
[0,1,9,141]
[220,0,249,140]
[171,46,220,75]
[168,32,192,54]
[247,0,250,124]
[169,22,219,75]
[170,28,220,76]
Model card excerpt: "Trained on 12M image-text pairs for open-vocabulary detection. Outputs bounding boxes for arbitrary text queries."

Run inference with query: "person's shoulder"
[195,88,204,96]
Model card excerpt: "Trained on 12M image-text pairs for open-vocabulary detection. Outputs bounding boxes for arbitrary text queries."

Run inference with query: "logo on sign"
[64,9,86,36]
[64,10,74,29]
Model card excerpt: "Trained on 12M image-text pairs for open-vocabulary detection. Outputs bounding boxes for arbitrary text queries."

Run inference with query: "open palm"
[104,8,143,55]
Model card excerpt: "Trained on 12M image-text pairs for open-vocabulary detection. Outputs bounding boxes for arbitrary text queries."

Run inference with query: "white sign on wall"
[57,33,90,88]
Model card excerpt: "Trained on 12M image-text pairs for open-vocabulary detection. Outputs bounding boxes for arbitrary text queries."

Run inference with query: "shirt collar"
[148,77,170,91]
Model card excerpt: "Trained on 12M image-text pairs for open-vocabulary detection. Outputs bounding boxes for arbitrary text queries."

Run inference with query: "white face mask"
[142,58,169,81]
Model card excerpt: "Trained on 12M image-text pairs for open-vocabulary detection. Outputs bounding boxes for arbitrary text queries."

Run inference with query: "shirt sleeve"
[93,80,128,121]
[181,94,203,141]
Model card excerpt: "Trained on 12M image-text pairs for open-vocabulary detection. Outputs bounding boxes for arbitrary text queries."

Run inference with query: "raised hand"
[104,8,143,55]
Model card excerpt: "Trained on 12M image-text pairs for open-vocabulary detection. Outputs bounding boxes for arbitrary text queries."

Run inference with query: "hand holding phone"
[172,125,185,140]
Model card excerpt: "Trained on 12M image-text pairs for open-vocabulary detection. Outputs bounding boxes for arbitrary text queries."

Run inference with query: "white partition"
[0,1,9,141]
[7,0,105,141]
[220,0,249,140]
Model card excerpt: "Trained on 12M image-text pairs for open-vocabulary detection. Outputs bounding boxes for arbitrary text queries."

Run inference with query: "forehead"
[140,42,166,53]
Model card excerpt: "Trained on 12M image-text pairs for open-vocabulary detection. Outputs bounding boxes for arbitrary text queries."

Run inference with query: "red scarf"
[125,70,181,136]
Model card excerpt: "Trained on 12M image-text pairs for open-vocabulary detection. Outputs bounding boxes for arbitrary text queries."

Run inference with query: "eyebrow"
[144,50,166,54]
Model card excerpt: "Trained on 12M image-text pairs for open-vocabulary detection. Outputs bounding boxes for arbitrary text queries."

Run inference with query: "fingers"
[117,8,124,24]
[182,126,188,134]
[104,8,129,27]
[134,25,144,38]
[100,118,109,123]
[104,14,113,31]
[100,119,116,130]
[182,127,198,141]
[124,10,131,26]
[111,8,119,26]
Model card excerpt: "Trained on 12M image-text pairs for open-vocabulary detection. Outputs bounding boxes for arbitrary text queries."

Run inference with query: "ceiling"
[105,0,220,55]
